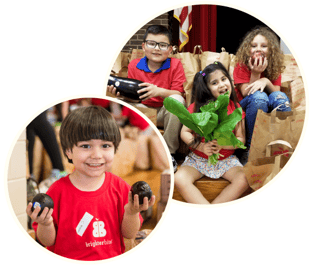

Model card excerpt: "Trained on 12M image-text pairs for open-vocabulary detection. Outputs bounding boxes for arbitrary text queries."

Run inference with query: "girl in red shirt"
[233,27,291,149]
[174,62,249,204]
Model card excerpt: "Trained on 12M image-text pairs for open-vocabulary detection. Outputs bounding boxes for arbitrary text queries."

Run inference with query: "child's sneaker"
[39,169,67,193]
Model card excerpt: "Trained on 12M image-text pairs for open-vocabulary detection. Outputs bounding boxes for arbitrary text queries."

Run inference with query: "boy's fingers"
[140,197,149,211]
[41,207,50,218]
[26,202,33,215]
[143,195,155,207]
[107,85,114,92]
[34,207,47,221]
[29,205,41,220]
[137,88,147,94]
[128,190,132,202]
[139,82,151,87]
[149,195,156,206]
[135,194,141,208]
[45,208,53,220]
[139,93,151,101]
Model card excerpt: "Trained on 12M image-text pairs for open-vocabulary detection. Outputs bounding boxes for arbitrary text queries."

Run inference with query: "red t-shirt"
[91,98,110,108]
[233,63,281,101]
[122,106,149,131]
[187,100,245,160]
[32,173,143,261]
[69,99,84,105]
[128,57,186,108]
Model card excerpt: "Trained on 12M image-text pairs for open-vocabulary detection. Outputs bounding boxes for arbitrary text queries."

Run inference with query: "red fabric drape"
[181,5,217,53]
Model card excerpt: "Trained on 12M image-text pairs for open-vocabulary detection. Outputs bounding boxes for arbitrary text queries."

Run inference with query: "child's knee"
[268,91,291,111]
[248,91,269,112]
[168,94,185,105]
[175,170,191,187]
[232,170,249,188]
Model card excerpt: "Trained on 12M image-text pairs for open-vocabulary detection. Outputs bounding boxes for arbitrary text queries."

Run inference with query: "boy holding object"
[26,105,155,261]
[107,25,186,170]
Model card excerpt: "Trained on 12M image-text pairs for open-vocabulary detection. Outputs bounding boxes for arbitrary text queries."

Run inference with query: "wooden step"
[173,176,252,203]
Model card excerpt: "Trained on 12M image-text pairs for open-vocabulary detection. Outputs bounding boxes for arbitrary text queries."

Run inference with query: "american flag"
[174,6,192,51]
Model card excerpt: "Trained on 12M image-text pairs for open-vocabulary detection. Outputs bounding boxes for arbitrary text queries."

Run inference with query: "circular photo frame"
[102,1,309,209]
[3,94,173,264]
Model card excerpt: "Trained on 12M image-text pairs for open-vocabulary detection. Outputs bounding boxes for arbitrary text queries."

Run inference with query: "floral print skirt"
[181,152,243,179]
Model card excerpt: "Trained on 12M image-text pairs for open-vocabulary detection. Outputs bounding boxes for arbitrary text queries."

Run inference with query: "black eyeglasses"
[144,40,171,51]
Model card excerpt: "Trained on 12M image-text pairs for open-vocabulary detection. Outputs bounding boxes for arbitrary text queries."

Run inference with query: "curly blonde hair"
[235,27,285,81]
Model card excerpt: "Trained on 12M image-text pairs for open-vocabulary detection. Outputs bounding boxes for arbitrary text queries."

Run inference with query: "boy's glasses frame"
[144,40,171,51]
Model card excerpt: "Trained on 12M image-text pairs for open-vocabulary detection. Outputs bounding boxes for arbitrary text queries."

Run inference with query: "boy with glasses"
[108,25,186,171]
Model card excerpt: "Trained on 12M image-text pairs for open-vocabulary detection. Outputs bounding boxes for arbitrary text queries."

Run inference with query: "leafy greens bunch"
[163,92,246,165]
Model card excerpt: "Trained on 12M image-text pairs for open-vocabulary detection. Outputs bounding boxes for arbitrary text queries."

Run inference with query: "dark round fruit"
[131,181,152,205]
[31,193,54,216]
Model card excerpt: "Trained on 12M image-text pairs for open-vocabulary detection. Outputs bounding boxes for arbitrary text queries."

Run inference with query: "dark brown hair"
[143,25,172,44]
[59,105,121,163]
[191,61,239,111]
[189,61,239,151]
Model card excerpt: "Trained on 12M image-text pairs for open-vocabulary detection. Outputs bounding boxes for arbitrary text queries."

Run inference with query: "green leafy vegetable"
[163,92,246,165]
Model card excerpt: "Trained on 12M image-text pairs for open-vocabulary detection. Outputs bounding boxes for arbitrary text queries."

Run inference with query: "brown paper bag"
[249,108,305,162]
[289,77,306,109]
[111,52,131,78]
[229,54,237,82]
[282,77,306,110]
[130,49,145,62]
[200,47,230,71]
[244,140,292,190]
[170,45,202,106]
[244,152,291,190]
[281,54,301,83]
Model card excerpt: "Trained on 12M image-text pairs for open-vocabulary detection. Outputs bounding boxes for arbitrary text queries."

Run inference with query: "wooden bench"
[173,176,253,203]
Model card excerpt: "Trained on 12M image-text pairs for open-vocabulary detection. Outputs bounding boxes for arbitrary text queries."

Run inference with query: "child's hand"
[201,140,221,156]
[107,85,121,98]
[107,85,140,103]
[124,191,156,215]
[210,140,222,154]
[245,78,269,95]
[248,56,268,74]
[26,202,54,226]
[137,83,163,101]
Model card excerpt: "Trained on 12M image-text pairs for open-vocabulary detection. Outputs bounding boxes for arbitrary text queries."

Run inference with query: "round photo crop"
[105,4,306,205]
[6,97,172,261]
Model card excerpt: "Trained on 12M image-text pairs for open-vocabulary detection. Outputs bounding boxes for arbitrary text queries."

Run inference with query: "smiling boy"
[108,25,186,170]
[26,105,155,261]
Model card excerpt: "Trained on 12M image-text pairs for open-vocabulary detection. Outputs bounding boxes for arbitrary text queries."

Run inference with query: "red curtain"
[182,5,217,53]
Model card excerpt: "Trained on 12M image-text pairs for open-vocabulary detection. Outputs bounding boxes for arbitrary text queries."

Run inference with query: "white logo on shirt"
[76,212,94,237]
[92,219,107,238]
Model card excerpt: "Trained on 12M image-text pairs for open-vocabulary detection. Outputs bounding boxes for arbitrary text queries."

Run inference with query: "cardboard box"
[160,169,171,203]
[156,201,167,223]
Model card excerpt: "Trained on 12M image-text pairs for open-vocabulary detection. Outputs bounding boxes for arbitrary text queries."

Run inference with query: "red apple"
[251,53,265,65]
